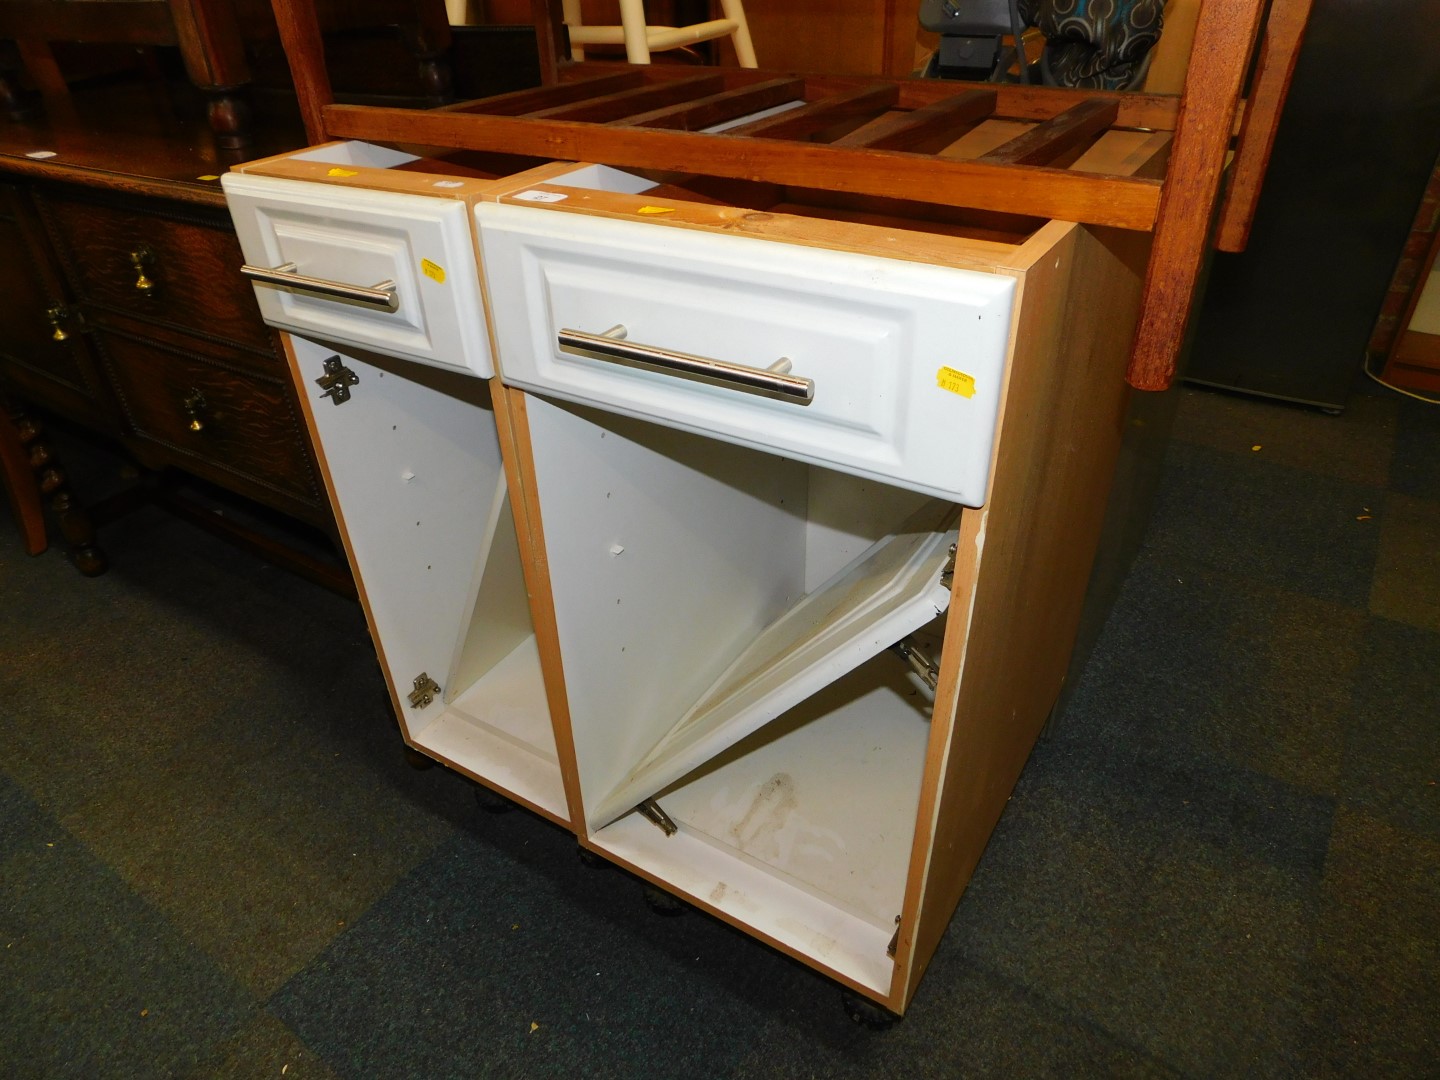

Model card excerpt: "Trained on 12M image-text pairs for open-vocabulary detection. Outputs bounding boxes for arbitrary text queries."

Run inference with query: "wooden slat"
[1216,0,1315,252]
[835,89,997,153]
[548,60,1183,131]
[720,83,900,141]
[617,78,805,131]
[906,79,1178,130]
[976,98,1120,168]
[1127,0,1269,390]
[442,71,646,115]
[526,74,727,123]
[323,103,1164,231]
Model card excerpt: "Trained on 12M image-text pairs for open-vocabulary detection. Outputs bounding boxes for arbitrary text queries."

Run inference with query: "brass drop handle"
[46,304,70,342]
[182,389,207,433]
[130,245,157,295]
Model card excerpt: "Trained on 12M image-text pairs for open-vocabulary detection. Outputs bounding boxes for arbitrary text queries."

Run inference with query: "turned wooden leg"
[13,409,107,577]
[204,88,252,151]
[0,397,46,555]
[399,24,454,105]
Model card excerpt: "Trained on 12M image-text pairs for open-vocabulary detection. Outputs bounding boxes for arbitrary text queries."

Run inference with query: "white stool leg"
[719,0,757,67]
[561,0,586,60]
[618,0,653,63]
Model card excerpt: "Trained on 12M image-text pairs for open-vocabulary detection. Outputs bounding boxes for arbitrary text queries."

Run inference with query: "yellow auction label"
[637,205,676,215]
[936,366,976,398]
[196,174,220,181]
[421,259,446,284]
[327,167,360,178]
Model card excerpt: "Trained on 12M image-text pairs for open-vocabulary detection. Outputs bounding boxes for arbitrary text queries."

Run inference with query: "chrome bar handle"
[557,325,814,405]
[240,262,400,312]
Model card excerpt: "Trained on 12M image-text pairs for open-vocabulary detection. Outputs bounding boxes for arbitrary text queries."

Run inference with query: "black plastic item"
[840,989,900,1029]
[920,0,1014,80]
[1187,0,1440,409]
[919,0,1014,35]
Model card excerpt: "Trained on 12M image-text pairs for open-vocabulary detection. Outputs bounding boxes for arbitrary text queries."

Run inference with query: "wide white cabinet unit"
[226,130,1156,1016]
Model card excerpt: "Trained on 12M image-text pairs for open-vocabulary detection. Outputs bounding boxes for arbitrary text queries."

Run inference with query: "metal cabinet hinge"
[636,798,678,837]
[316,355,359,406]
[891,635,940,692]
[408,672,441,709]
[887,915,902,958]
[939,542,958,590]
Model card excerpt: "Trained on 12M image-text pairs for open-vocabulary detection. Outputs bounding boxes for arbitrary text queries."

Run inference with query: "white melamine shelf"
[593,655,932,994]
[414,635,567,820]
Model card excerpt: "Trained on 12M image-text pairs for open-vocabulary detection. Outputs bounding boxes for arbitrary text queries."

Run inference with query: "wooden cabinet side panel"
[492,386,586,832]
[895,224,1151,1006]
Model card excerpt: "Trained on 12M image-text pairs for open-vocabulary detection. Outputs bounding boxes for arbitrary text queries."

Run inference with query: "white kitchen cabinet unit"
[477,160,1157,1012]
[225,122,1162,1014]
[224,143,573,824]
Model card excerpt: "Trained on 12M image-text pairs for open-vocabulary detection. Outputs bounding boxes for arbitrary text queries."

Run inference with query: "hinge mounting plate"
[408,672,441,709]
[316,355,359,405]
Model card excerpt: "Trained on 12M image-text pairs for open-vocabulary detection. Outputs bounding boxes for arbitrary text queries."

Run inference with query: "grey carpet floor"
[1,384,1436,1078]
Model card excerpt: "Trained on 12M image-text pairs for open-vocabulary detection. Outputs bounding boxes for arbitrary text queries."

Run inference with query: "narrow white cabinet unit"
[477,163,1156,1012]
[223,144,572,824]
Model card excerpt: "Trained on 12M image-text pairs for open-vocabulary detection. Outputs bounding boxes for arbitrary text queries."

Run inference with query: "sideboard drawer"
[98,326,321,507]
[478,189,1016,506]
[37,192,274,354]
[224,171,493,377]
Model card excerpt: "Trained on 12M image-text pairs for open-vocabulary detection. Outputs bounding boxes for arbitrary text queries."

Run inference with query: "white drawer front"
[478,203,1016,505]
[223,173,492,377]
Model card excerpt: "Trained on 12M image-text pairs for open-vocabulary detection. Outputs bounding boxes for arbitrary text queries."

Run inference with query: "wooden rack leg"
[1125,0,1269,391]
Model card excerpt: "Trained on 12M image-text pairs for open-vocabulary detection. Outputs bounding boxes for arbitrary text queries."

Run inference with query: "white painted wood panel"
[420,637,568,819]
[523,395,810,816]
[589,501,958,827]
[593,812,897,994]
[287,337,560,812]
[657,657,931,930]
[591,657,930,994]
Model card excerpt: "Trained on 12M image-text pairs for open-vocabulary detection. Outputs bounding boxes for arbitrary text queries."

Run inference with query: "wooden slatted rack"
[268,0,1310,391]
